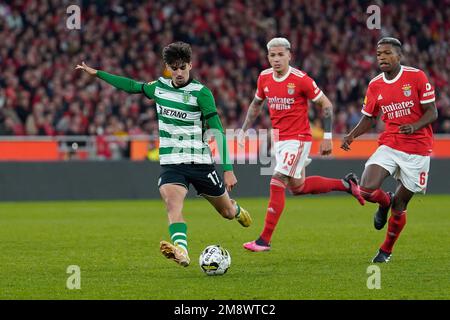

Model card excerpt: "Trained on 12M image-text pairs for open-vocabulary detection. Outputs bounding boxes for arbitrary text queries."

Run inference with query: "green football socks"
[169,222,188,253]
[234,202,241,218]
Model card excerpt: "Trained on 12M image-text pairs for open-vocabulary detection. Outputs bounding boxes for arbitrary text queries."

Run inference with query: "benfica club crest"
[287,83,296,95]
[182,91,191,103]
[402,84,412,97]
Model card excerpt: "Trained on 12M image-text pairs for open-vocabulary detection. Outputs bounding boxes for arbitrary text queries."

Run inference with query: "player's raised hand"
[75,62,97,76]
[319,139,332,156]
[223,171,237,192]
[399,123,416,134]
[341,134,353,151]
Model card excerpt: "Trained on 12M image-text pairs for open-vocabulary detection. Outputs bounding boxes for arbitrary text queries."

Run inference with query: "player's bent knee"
[392,198,408,212]
[220,207,235,220]
[289,183,305,195]
[273,172,290,184]
[215,203,236,220]
[360,182,375,191]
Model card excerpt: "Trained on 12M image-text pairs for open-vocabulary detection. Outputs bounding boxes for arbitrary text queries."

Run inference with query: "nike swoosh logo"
[219,183,223,188]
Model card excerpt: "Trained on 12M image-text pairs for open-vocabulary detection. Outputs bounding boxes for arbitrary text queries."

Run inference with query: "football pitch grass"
[1,195,449,300]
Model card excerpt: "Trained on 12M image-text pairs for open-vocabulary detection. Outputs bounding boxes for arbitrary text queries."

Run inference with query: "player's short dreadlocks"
[163,42,192,66]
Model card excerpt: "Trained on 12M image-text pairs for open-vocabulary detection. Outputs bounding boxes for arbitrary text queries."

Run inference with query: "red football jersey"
[255,66,323,141]
[362,65,436,155]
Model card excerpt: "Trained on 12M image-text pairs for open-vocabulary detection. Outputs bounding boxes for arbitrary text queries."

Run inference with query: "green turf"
[0,195,449,300]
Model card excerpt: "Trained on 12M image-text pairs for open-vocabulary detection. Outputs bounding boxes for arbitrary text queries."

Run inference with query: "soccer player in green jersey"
[76,41,251,267]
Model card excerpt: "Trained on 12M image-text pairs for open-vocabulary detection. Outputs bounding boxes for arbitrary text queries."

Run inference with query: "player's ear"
[188,62,192,71]
[394,46,402,60]
[284,48,291,60]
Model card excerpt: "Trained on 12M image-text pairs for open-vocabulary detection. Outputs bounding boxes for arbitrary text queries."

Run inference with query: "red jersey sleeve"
[300,75,323,102]
[255,74,265,100]
[417,70,435,104]
[361,85,379,117]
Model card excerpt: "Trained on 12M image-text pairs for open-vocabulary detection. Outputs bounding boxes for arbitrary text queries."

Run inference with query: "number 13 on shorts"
[283,152,296,166]
[274,140,312,179]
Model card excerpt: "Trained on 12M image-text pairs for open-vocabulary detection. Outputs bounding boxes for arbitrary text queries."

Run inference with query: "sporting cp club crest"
[287,83,296,95]
[182,91,191,103]
[402,84,412,97]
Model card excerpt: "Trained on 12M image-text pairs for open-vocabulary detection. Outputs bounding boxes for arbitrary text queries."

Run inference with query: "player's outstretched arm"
[75,61,143,93]
[399,102,438,134]
[341,115,375,151]
[75,61,98,76]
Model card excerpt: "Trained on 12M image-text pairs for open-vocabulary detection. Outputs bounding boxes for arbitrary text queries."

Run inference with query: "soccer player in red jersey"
[239,38,365,252]
[341,37,438,263]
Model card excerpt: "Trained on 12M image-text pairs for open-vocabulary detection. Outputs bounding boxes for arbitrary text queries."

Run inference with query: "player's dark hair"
[163,42,192,66]
[377,37,402,55]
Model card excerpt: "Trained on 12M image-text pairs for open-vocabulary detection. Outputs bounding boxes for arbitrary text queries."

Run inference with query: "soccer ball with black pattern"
[199,245,231,275]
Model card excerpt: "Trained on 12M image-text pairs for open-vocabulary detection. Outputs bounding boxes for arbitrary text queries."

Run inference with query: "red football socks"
[381,209,407,253]
[360,187,391,208]
[260,178,287,244]
[290,176,347,195]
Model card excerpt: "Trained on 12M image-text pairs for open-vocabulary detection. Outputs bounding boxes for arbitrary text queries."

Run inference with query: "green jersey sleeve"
[198,87,233,172]
[96,70,156,99]
[142,81,157,100]
[197,87,218,116]
[96,70,143,93]
[206,114,233,172]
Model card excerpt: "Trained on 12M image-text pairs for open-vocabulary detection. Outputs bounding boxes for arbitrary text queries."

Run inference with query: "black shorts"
[158,164,226,197]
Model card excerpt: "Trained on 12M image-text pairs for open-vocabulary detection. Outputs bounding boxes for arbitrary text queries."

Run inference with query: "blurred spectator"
[0,0,448,139]
[95,127,112,160]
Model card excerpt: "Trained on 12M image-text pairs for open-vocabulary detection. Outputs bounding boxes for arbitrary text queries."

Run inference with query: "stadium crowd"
[0,0,449,140]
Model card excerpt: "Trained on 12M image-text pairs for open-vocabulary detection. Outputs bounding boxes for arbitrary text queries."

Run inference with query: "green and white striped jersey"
[142,77,217,165]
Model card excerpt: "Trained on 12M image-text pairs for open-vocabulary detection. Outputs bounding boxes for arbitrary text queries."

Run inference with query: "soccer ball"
[199,245,231,275]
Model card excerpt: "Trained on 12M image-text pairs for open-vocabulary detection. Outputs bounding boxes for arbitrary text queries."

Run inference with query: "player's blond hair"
[266,38,291,51]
